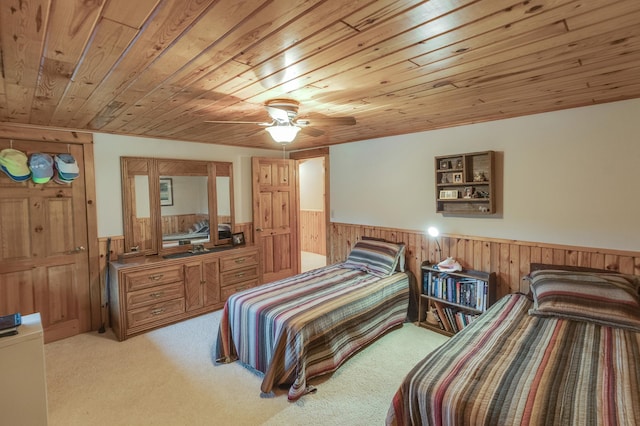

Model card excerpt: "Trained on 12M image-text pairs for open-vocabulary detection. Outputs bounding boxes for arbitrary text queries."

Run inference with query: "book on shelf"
[0,312,21,337]
[433,302,453,333]
[426,273,489,311]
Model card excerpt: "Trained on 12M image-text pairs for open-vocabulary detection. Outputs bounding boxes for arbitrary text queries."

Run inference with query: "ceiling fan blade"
[296,116,356,126]
[300,126,325,137]
[204,120,269,125]
[265,106,291,122]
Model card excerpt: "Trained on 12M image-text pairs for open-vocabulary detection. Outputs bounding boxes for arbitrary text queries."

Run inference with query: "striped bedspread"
[387,293,640,425]
[215,263,410,401]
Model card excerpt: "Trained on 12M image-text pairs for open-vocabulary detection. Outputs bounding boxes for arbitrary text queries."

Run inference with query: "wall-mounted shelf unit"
[435,150,495,215]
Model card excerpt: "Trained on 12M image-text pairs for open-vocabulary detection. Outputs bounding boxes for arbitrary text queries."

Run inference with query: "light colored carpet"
[45,310,448,426]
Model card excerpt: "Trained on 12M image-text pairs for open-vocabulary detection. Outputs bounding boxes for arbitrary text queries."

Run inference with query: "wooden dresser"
[109,245,261,341]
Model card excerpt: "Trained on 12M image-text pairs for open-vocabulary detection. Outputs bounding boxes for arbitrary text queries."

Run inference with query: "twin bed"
[387,267,640,425]
[215,238,409,400]
[214,240,640,424]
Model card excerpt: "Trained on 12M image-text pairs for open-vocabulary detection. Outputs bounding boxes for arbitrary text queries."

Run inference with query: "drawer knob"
[235,272,245,278]
[149,274,164,281]
[150,292,163,298]
[151,308,165,316]
[234,258,246,264]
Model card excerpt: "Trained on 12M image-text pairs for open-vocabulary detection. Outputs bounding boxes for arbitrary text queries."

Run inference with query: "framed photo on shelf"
[439,190,459,200]
[456,159,463,169]
[452,172,463,183]
[159,178,173,206]
[439,160,450,170]
[463,186,474,198]
[232,232,246,246]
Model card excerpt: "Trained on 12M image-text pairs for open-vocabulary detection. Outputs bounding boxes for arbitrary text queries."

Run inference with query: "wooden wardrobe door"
[0,139,90,342]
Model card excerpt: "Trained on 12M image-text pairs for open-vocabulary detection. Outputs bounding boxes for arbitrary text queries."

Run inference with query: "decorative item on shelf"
[473,171,486,182]
[439,160,450,170]
[476,190,489,198]
[436,256,462,272]
[463,186,474,198]
[441,173,449,184]
[232,232,245,246]
[456,159,463,169]
[427,226,442,262]
[452,172,463,183]
[439,189,458,200]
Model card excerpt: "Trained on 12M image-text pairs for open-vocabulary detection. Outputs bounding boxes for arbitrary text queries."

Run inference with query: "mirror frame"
[121,156,235,256]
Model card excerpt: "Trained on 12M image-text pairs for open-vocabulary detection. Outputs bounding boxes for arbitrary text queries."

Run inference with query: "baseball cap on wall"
[53,153,80,184]
[0,148,31,182]
[29,153,54,184]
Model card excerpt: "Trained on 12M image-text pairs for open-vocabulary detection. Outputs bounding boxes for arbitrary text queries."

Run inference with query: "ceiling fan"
[204,99,356,144]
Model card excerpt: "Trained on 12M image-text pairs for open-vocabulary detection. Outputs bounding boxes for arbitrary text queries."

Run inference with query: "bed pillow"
[528,270,640,332]
[343,239,405,277]
[361,236,406,272]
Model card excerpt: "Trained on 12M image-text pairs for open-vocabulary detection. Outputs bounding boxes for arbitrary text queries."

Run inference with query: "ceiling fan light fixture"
[265,124,301,143]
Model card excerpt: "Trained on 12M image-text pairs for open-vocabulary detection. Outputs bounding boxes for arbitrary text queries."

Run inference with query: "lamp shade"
[265,125,300,143]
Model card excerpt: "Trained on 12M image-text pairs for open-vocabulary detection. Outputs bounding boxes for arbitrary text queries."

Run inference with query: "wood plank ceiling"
[1,0,639,150]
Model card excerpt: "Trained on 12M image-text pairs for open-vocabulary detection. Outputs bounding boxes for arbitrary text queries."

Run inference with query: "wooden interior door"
[0,139,91,342]
[252,157,299,283]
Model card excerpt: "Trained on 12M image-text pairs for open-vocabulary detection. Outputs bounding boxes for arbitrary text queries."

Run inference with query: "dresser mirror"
[121,157,234,256]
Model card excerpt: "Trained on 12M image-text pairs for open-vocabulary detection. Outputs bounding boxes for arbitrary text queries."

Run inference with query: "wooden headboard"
[529,263,619,274]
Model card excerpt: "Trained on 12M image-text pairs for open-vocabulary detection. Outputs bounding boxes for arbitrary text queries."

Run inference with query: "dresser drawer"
[221,280,259,301]
[126,282,184,310]
[127,299,185,329]
[125,265,184,292]
[219,251,259,272]
[220,265,259,287]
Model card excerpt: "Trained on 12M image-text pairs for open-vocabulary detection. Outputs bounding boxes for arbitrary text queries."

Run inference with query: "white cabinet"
[0,313,48,425]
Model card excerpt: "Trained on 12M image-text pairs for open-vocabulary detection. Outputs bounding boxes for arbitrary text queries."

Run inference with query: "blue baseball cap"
[29,153,54,184]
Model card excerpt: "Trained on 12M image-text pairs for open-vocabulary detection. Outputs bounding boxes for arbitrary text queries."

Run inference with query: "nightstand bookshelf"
[417,261,496,336]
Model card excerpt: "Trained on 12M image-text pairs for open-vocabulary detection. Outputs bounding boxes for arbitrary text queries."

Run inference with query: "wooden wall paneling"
[591,253,605,270]
[300,210,326,255]
[328,222,640,301]
[234,222,254,244]
[97,236,124,328]
[508,244,521,295]
[518,246,531,294]
[82,143,101,330]
[576,251,591,268]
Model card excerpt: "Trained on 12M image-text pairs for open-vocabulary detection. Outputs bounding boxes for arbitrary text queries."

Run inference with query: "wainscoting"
[327,222,640,298]
[300,210,326,255]
[98,221,640,315]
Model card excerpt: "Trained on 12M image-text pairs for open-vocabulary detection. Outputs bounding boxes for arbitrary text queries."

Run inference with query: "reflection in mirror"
[134,175,152,250]
[121,157,157,255]
[216,176,232,240]
[121,157,234,256]
[161,175,210,248]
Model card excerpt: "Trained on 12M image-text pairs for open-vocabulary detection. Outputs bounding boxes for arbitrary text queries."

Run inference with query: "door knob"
[66,246,86,254]
[256,228,263,232]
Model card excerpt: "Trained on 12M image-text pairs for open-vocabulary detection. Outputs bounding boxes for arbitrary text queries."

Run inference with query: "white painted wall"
[330,98,640,252]
[299,157,324,211]
[93,133,280,237]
